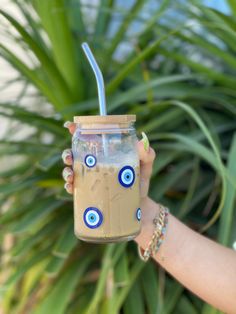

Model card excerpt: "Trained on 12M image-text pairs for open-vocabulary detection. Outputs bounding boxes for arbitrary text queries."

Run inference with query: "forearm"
[135,197,236,314]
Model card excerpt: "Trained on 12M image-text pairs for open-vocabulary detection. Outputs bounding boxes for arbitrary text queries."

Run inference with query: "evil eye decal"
[118,166,135,188]
[136,208,141,221]
[83,207,103,228]
[84,154,97,168]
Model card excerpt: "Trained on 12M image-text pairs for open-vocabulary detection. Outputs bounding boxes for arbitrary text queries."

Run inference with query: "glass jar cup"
[72,115,141,243]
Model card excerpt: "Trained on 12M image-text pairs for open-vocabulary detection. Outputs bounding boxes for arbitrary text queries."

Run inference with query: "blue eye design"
[118,166,135,188]
[85,154,97,168]
[83,207,103,228]
[136,208,141,221]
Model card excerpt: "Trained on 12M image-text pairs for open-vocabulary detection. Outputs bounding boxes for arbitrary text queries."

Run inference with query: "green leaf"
[0,103,65,136]
[0,44,61,108]
[52,219,77,258]
[158,47,236,88]
[10,198,65,234]
[107,29,184,93]
[114,250,129,286]
[202,305,224,314]
[45,220,78,276]
[163,282,184,314]
[106,0,146,60]
[175,295,199,314]
[160,100,227,232]
[0,176,45,196]
[175,28,236,70]
[2,246,51,295]
[114,259,146,312]
[36,152,64,171]
[135,0,173,43]
[108,74,195,112]
[33,0,84,99]
[178,158,200,219]
[152,151,180,176]
[218,133,236,245]
[140,262,158,314]
[123,279,145,314]
[156,134,236,191]
[0,9,73,105]
[11,215,64,258]
[83,244,116,314]
[94,0,114,38]
[61,74,195,115]
[67,0,86,40]
[67,285,96,314]
[151,160,193,199]
[140,108,183,133]
[0,162,29,179]
[33,256,93,314]
[227,0,236,16]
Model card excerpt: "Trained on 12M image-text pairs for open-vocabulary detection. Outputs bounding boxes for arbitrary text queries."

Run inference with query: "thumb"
[137,132,156,198]
[63,121,76,135]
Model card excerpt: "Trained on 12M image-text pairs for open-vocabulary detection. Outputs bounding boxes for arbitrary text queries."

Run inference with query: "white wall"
[0,1,25,138]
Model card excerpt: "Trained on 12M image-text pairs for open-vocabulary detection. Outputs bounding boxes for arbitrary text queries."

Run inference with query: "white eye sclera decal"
[83,207,103,228]
[118,165,135,188]
[136,208,141,221]
[84,154,97,168]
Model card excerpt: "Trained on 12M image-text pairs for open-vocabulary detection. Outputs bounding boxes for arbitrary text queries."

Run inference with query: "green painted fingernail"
[141,132,149,152]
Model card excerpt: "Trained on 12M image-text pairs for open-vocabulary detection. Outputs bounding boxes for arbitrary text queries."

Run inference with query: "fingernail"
[64,182,70,190]
[63,121,72,128]
[61,149,71,161]
[63,168,73,180]
[141,131,150,152]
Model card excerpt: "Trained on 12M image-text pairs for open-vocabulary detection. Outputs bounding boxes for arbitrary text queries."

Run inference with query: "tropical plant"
[0,0,236,313]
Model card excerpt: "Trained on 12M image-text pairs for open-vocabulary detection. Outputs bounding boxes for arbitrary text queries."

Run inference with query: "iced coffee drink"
[72,115,141,243]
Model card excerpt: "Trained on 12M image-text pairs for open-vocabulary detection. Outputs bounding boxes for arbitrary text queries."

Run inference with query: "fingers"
[62,166,74,194]
[63,122,76,194]
[64,121,76,135]
[64,182,73,194]
[139,145,156,181]
[62,149,73,166]
[137,132,156,180]
[62,127,156,198]
[62,167,74,183]
[62,149,74,194]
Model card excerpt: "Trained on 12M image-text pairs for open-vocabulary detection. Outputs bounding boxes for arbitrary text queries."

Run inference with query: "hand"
[62,122,156,202]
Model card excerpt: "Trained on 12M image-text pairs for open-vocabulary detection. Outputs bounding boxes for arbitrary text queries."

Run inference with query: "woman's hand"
[62,121,156,201]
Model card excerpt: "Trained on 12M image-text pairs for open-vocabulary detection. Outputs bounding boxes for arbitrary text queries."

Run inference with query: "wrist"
[140,196,161,224]
[134,197,161,248]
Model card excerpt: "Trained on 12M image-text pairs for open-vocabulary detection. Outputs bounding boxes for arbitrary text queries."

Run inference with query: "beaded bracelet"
[137,204,169,262]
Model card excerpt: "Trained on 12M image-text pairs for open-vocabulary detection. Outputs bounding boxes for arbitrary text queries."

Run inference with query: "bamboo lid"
[73,115,136,124]
[73,115,136,134]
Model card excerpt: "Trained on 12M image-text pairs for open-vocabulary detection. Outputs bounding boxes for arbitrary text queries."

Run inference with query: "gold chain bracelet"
[137,204,169,262]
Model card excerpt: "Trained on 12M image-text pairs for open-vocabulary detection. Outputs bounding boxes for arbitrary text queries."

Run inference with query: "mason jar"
[72,115,141,243]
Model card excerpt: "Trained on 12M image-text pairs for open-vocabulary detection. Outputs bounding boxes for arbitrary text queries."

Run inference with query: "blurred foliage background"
[0,0,236,313]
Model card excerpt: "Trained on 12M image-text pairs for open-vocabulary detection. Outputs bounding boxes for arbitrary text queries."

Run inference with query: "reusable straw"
[81,42,108,156]
[81,43,107,115]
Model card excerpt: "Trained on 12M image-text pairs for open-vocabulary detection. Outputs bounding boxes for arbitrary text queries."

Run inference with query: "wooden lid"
[73,115,136,124]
